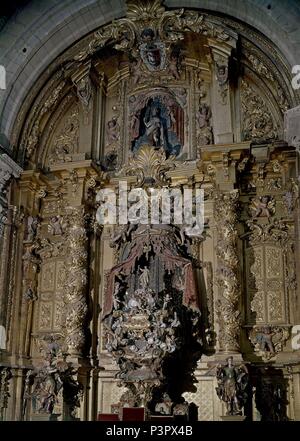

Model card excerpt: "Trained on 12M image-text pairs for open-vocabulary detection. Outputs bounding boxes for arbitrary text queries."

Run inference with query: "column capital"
[200,142,251,189]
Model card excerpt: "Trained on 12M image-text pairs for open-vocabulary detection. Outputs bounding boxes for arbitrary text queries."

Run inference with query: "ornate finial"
[120,145,176,186]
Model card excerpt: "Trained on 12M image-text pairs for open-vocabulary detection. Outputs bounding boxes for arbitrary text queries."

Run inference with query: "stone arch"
[0,0,299,149]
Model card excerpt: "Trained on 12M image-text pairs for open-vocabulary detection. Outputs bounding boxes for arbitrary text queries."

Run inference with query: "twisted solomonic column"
[64,206,88,356]
[214,190,241,353]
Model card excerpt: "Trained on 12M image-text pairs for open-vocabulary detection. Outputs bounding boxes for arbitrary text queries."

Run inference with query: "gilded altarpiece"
[1,0,300,422]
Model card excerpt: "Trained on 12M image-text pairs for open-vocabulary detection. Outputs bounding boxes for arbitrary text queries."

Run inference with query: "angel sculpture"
[249,326,289,361]
[155,393,173,415]
[48,216,64,235]
[26,216,40,242]
[249,196,275,220]
[139,266,150,291]
[216,356,249,416]
[106,118,120,145]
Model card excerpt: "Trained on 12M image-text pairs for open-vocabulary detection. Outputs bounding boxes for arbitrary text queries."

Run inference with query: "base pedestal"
[31,413,60,421]
[220,415,246,421]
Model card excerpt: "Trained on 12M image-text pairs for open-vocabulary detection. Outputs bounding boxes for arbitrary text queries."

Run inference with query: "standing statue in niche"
[131,97,183,156]
[144,106,165,148]
[216,64,228,86]
[139,266,150,290]
[196,103,213,146]
[168,54,180,80]
[130,58,143,85]
[25,216,40,242]
[216,357,249,416]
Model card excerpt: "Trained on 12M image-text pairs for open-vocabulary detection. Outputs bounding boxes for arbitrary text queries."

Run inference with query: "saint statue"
[216,356,249,416]
[139,266,150,290]
[143,106,165,148]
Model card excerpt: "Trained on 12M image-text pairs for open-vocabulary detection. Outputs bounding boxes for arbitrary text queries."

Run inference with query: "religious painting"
[129,91,184,157]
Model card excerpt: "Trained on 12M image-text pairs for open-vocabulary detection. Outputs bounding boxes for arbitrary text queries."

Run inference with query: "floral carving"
[246,219,289,247]
[74,0,230,63]
[241,80,278,142]
[25,81,66,158]
[245,52,274,81]
[49,107,79,165]
[121,144,176,186]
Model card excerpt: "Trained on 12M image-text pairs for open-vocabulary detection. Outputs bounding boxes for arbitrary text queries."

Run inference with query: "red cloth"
[122,407,145,421]
[102,241,200,318]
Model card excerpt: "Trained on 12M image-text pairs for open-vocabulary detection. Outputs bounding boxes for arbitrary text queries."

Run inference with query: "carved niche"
[128,89,185,157]
[99,145,203,414]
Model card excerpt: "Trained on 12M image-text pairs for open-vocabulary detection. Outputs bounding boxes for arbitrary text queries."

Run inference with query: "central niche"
[103,220,202,416]
[129,90,185,156]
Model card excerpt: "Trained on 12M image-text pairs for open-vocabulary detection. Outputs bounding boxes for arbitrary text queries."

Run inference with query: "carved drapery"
[64,206,88,356]
[214,190,241,353]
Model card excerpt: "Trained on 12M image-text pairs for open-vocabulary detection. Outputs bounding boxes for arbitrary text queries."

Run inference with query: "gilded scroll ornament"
[246,219,289,246]
[74,0,230,64]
